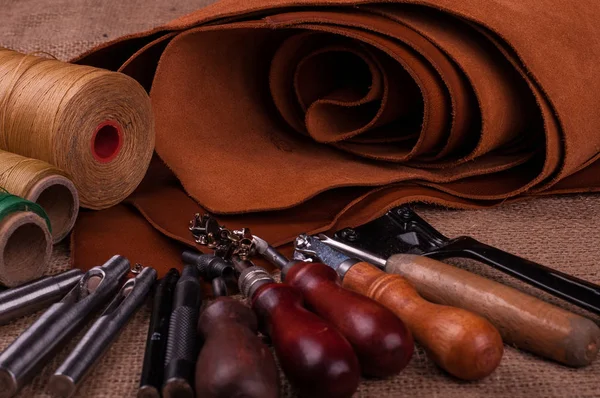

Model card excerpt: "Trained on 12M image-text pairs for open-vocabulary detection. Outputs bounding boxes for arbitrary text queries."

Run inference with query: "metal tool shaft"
[50,267,157,398]
[316,235,387,268]
[138,268,180,398]
[0,255,130,398]
[162,264,202,398]
[0,269,83,325]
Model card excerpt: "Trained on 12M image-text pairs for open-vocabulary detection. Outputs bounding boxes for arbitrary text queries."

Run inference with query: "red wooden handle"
[285,261,414,378]
[251,283,360,398]
[196,297,280,398]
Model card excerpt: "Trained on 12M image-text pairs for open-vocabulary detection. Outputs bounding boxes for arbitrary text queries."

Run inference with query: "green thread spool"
[0,192,51,231]
[0,192,52,287]
[0,150,79,244]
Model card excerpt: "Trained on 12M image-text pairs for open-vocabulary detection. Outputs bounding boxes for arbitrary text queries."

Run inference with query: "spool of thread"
[0,193,52,287]
[0,150,78,243]
[0,48,155,210]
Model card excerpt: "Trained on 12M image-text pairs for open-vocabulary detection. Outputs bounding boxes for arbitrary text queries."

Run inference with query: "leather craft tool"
[0,255,130,398]
[190,214,408,381]
[195,296,280,398]
[192,254,278,397]
[252,235,414,378]
[210,277,228,297]
[162,264,202,398]
[182,250,234,297]
[334,206,600,315]
[234,256,360,398]
[138,268,180,398]
[325,226,600,367]
[49,266,157,398]
[294,235,504,381]
[0,269,83,325]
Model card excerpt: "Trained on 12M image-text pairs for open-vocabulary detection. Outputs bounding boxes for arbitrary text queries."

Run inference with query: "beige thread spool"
[0,150,78,243]
[0,211,52,287]
[0,47,154,210]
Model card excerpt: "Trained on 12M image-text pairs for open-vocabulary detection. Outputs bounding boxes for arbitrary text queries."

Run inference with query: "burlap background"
[1,1,599,396]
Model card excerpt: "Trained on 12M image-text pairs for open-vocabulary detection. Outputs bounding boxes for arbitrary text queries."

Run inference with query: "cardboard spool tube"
[0,212,52,287]
[25,174,79,244]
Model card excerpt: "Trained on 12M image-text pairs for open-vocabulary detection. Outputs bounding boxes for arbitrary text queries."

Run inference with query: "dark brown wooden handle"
[387,254,600,367]
[285,261,414,378]
[251,283,360,398]
[343,261,503,381]
[196,297,280,398]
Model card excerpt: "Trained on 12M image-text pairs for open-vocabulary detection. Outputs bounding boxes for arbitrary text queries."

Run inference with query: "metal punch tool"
[49,266,157,398]
[0,255,131,398]
[0,269,83,325]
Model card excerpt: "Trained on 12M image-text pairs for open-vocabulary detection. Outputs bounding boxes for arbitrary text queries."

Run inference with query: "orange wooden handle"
[342,261,503,381]
[387,254,600,367]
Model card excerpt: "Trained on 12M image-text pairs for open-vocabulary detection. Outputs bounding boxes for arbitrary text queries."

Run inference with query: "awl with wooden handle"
[195,296,280,398]
[253,235,414,379]
[234,257,360,398]
[320,234,600,367]
[294,234,504,381]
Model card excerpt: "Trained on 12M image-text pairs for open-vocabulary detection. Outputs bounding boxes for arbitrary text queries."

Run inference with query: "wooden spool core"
[0,212,52,287]
[26,174,79,244]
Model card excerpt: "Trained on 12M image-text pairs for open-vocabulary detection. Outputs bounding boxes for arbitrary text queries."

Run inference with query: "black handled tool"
[138,268,180,398]
[0,269,83,325]
[49,266,157,397]
[334,206,600,315]
[0,255,130,397]
[162,264,202,398]
[182,250,234,297]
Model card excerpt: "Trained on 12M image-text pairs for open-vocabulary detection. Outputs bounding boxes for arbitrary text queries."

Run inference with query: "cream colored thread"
[0,48,155,209]
[0,150,68,197]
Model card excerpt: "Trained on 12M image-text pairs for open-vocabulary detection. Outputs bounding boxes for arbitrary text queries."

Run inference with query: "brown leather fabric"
[72,0,600,275]
[2,2,600,397]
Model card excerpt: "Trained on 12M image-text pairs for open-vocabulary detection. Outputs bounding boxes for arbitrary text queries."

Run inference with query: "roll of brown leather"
[72,0,600,276]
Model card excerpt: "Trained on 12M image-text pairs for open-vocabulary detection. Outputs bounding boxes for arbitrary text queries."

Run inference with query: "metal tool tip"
[0,369,17,398]
[162,378,194,398]
[251,235,269,254]
[137,385,161,398]
[294,234,311,249]
[48,374,76,398]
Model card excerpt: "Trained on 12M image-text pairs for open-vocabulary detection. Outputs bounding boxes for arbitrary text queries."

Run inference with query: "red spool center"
[91,121,123,163]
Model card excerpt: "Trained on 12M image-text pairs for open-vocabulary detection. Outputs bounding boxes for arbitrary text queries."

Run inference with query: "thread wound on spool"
[92,120,123,163]
[0,150,78,243]
[0,48,155,209]
[0,193,51,231]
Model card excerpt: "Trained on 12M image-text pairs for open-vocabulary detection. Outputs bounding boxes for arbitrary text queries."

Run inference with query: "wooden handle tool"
[195,297,280,398]
[237,263,360,398]
[386,253,600,367]
[296,235,504,381]
[321,235,600,367]
[253,236,414,378]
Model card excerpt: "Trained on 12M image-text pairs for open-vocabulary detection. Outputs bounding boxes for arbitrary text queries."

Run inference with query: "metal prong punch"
[49,266,157,398]
[334,206,600,315]
[0,255,131,398]
[189,213,255,261]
